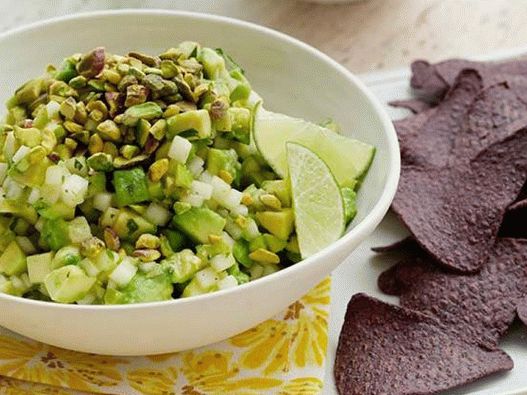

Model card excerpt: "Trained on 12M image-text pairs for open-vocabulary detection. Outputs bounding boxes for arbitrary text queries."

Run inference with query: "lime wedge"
[253,105,375,187]
[287,142,345,258]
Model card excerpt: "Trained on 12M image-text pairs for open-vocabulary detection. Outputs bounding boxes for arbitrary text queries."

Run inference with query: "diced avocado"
[0,200,38,224]
[161,249,204,283]
[227,263,250,284]
[41,218,70,251]
[248,235,267,252]
[0,230,16,253]
[229,80,251,103]
[0,241,27,275]
[27,252,53,284]
[286,235,300,254]
[263,234,287,253]
[207,148,241,185]
[232,239,253,268]
[147,179,165,200]
[9,148,51,187]
[6,106,26,126]
[255,209,295,241]
[159,236,174,257]
[181,277,209,298]
[172,207,226,244]
[198,47,227,79]
[52,246,82,269]
[262,180,291,207]
[87,173,106,197]
[113,167,150,207]
[104,272,172,304]
[227,107,251,144]
[196,240,231,261]
[9,217,30,236]
[112,209,156,241]
[169,161,193,188]
[0,280,18,296]
[13,126,42,147]
[341,186,357,224]
[0,216,10,235]
[167,110,211,139]
[163,229,188,252]
[36,201,75,220]
[44,265,96,303]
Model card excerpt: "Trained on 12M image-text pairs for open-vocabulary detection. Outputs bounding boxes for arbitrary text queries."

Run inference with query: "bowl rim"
[0,9,400,310]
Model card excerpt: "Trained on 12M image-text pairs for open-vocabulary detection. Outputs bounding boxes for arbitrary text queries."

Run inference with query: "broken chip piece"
[334,294,513,395]
[410,57,527,99]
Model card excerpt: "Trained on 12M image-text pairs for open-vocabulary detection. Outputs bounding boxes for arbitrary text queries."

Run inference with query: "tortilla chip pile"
[335,57,527,395]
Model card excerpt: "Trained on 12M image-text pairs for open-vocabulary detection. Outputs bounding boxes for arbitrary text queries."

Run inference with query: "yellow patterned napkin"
[0,278,330,395]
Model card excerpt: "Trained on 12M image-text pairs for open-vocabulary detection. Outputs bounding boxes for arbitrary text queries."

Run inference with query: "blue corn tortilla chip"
[410,57,527,99]
[377,238,527,348]
[392,127,527,272]
[397,70,482,168]
[410,60,450,101]
[334,294,513,395]
[397,72,527,169]
[450,79,527,163]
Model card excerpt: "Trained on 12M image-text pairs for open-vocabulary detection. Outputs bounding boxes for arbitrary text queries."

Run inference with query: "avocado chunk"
[163,229,188,252]
[172,207,226,244]
[227,107,251,144]
[44,265,96,303]
[27,252,53,284]
[227,263,250,284]
[232,239,253,268]
[104,272,172,304]
[0,200,38,224]
[87,172,107,197]
[112,209,156,241]
[0,240,27,275]
[255,209,295,241]
[41,218,71,251]
[341,186,357,223]
[161,249,204,283]
[262,179,291,207]
[263,233,287,253]
[52,246,82,269]
[166,110,211,139]
[9,147,51,187]
[35,201,75,220]
[198,47,227,79]
[13,126,42,147]
[113,167,150,207]
[207,148,241,185]
[169,161,193,189]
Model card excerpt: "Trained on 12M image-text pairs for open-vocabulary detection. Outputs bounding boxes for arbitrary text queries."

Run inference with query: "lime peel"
[286,142,345,258]
[254,106,375,187]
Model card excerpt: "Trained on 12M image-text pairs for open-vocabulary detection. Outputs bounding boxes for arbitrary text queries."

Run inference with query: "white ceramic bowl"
[0,10,399,355]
